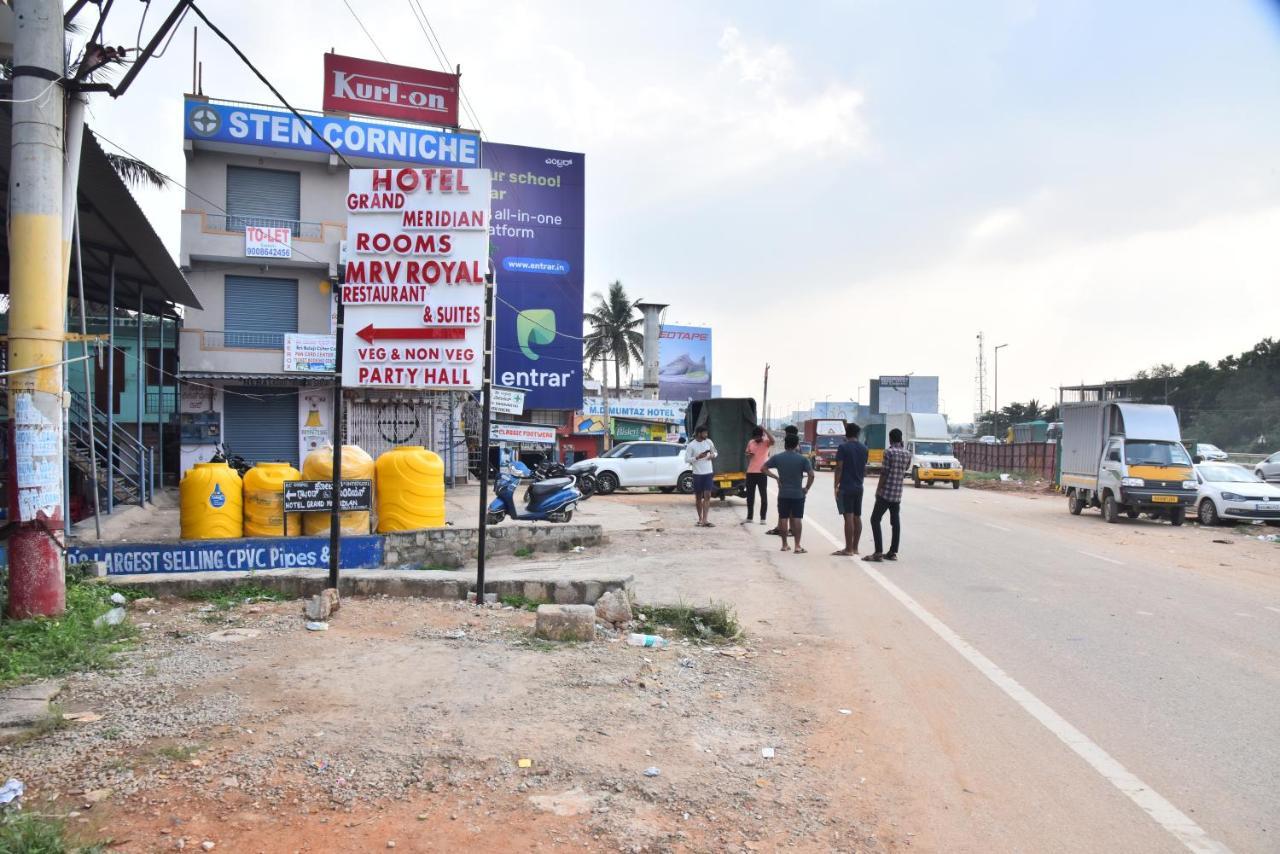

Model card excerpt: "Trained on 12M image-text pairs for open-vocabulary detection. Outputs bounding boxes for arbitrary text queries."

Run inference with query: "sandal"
[780,544,791,552]
[862,554,884,562]
[884,553,898,561]
[831,550,854,557]
[794,547,808,554]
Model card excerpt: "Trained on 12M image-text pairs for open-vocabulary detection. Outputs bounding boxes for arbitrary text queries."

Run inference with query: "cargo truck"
[882,413,964,488]
[803,419,846,470]
[1058,401,1196,524]
[686,397,758,499]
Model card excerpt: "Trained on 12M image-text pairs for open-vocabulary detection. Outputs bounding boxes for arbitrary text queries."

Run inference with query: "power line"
[404,0,484,135]
[341,0,388,62]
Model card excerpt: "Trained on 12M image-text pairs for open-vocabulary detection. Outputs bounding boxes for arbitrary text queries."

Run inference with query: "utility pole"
[761,363,770,428]
[994,343,1008,440]
[7,0,69,618]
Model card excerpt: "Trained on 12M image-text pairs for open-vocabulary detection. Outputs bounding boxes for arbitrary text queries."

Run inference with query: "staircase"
[67,390,153,510]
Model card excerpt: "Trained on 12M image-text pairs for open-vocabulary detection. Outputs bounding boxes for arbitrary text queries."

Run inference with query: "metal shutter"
[223,386,299,466]
[225,165,301,233]
[225,275,297,348]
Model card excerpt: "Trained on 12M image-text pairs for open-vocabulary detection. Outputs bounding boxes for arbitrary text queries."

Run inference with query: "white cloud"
[967,207,1025,243]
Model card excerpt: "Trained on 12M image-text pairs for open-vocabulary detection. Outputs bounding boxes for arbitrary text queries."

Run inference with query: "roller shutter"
[226,165,301,233]
[223,386,299,466]
[224,275,297,348]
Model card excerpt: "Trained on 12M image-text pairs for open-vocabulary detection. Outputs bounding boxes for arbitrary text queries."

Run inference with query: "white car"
[1193,463,1280,527]
[569,441,693,495]
[978,435,998,445]
[1191,442,1229,462]
[1255,450,1280,484]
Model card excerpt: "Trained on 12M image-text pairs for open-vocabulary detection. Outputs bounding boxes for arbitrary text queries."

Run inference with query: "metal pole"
[762,363,770,428]
[447,391,455,487]
[106,258,115,513]
[993,344,1008,440]
[327,293,345,591]
[156,317,164,489]
[63,336,71,538]
[137,289,145,505]
[475,267,496,604]
[74,216,101,538]
[6,0,69,617]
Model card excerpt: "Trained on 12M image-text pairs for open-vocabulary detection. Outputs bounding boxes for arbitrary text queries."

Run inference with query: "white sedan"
[1191,442,1229,462]
[1193,463,1280,527]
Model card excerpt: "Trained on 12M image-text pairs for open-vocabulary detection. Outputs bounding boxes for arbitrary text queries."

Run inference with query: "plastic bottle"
[627,633,669,649]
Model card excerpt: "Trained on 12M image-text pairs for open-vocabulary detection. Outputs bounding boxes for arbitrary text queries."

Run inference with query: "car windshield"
[1198,465,1260,484]
[1199,444,1223,453]
[915,441,953,456]
[817,436,842,449]
[601,444,634,459]
[1124,441,1192,466]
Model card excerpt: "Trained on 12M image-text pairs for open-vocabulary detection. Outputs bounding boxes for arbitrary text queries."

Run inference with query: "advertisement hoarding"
[183,99,479,167]
[245,225,291,258]
[284,334,337,373]
[340,167,491,390]
[485,142,584,411]
[490,422,558,445]
[490,386,527,416]
[323,53,460,127]
[581,397,687,423]
[658,325,712,401]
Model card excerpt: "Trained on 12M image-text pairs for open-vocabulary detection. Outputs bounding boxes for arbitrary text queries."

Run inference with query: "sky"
[80,0,1280,422]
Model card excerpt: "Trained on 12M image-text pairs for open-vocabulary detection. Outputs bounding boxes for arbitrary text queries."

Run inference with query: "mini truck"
[1059,401,1197,525]
[685,397,758,499]
[885,413,964,488]
[803,419,847,470]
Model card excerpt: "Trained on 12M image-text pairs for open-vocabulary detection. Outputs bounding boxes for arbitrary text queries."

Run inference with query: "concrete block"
[534,604,596,642]
[553,581,576,605]
[522,581,547,603]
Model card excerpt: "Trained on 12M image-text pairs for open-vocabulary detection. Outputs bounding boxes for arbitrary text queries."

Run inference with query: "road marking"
[1079,550,1125,566]
[804,516,1232,854]
[984,522,1012,532]
[1266,607,1280,615]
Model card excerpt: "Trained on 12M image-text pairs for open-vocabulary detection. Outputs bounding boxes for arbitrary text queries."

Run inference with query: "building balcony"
[178,327,336,378]
[180,209,343,274]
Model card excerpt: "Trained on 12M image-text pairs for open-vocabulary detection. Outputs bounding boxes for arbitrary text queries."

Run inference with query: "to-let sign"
[324,53,460,128]
[245,225,291,258]
[341,167,491,390]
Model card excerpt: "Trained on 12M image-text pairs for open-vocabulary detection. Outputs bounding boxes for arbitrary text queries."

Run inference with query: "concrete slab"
[0,679,62,735]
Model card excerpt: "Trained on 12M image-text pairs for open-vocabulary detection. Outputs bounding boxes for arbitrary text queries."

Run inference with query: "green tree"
[583,280,644,389]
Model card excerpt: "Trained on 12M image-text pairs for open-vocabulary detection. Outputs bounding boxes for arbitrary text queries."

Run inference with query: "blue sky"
[89,0,1280,420]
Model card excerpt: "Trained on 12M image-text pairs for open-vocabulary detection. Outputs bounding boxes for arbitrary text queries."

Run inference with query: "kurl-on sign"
[324,53,460,128]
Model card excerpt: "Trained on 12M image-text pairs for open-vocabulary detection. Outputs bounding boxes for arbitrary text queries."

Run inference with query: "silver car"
[1256,450,1280,484]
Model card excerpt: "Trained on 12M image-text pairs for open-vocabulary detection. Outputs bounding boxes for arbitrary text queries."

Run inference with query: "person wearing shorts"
[764,434,815,553]
[683,425,718,527]
[831,422,869,556]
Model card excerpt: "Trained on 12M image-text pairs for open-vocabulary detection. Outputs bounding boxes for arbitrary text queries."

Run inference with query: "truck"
[685,397,758,499]
[881,413,964,488]
[1058,401,1196,525]
[802,419,846,470]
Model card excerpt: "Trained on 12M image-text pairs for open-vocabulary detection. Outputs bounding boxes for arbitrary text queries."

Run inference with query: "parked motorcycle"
[532,459,597,498]
[210,444,251,477]
[486,460,582,524]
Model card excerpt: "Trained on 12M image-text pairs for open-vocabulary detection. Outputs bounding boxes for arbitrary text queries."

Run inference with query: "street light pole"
[994,344,1008,440]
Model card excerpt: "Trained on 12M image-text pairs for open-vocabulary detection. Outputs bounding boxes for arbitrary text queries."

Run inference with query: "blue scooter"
[486,460,583,525]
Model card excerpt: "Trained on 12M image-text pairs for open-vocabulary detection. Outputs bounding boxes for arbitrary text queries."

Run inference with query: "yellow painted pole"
[6,0,68,617]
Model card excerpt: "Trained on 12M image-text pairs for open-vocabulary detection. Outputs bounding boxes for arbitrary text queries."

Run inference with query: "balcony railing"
[200,329,289,350]
[202,214,324,239]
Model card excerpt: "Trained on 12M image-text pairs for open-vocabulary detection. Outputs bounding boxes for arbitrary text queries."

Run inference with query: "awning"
[0,103,200,317]
[179,372,333,384]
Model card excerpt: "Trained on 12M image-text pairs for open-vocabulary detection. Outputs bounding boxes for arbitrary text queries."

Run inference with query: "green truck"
[685,397,758,499]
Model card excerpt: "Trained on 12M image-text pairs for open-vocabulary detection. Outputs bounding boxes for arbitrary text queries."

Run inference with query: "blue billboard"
[484,142,585,410]
[658,325,712,401]
[183,99,480,166]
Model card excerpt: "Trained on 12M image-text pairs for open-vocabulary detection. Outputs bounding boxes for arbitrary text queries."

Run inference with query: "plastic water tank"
[302,444,375,535]
[243,462,302,537]
[180,462,243,540]
[376,446,445,532]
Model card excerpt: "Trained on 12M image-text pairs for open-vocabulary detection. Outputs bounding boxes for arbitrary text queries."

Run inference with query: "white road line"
[1266,606,1280,615]
[1079,550,1125,566]
[984,522,1012,532]
[804,517,1232,854]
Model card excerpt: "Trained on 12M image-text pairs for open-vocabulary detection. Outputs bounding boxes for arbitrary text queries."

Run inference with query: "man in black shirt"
[831,422,868,556]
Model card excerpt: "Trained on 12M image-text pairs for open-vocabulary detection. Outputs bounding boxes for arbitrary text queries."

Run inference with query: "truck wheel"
[912,467,921,488]
[1102,493,1120,523]
[1169,507,1185,527]
[952,480,960,490]
[595,471,619,495]
[1198,499,1219,526]
[1068,492,1084,515]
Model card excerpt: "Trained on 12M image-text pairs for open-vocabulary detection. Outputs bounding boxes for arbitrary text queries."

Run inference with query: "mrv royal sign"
[342,167,491,390]
[324,53,460,128]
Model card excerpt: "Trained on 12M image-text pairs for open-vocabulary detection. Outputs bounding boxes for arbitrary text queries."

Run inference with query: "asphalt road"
[740,473,1279,853]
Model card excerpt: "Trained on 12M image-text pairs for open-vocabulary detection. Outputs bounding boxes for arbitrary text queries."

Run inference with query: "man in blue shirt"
[831,422,868,556]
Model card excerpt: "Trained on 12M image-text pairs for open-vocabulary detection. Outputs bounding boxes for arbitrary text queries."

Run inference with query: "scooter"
[486,460,582,524]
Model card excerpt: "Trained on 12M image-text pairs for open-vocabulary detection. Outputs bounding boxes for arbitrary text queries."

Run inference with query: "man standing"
[865,428,908,562]
[831,422,868,556]
[744,426,774,525]
[765,434,815,553]
[684,424,718,527]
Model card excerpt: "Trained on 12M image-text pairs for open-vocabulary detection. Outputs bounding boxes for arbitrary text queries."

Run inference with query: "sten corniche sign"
[283,480,374,513]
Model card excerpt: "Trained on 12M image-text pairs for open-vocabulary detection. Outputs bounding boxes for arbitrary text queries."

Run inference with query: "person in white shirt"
[683,424,718,527]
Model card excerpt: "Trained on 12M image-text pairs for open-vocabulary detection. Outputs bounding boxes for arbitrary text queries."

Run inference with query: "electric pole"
[761,363,770,427]
[7,0,69,618]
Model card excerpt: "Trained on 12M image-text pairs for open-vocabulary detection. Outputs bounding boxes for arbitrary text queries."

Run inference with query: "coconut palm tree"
[583,280,644,390]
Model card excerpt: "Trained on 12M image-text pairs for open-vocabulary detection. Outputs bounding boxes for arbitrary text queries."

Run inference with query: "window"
[654,444,682,457]
[628,444,660,458]
[225,165,301,234]
[145,348,177,385]
[224,275,298,348]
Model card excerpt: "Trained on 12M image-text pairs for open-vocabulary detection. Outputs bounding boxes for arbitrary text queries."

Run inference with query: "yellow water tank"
[302,444,375,536]
[243,462,302,537]
[376,446,445,532]
[180,462,243,540]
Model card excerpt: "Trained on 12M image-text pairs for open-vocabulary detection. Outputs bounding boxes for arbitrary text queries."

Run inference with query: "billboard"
[486,142,585,410]
[658,325,712,401]
[323,53,460,127]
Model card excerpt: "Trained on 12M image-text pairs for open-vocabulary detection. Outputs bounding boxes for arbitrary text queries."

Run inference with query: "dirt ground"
[4,494,895,854]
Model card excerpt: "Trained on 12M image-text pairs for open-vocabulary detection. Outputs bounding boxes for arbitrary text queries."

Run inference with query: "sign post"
[475,265,496,604]
[328,289,345,591]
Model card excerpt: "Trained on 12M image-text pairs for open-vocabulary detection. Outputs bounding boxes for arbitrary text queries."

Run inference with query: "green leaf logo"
[516,309,556,360]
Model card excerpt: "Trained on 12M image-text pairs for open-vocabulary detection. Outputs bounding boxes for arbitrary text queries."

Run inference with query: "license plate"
[1151,495,1178,504]
[717,481,732,489]
[1259,503,1278,512]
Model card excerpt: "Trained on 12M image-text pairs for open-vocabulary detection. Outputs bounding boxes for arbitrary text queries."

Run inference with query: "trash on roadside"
[1212,539,1234,545]
[0,778,23,805]
[838,709,853,715]
[572,546,585,553]
[109,592,127,606]
[517,758,532,768]
[678,657,695,668]
[718,646,755,659]
[62,712,103,723]
[761,747,775,759]
[94,607,126,628]
[1258,534,1280,543]
[305,621,329,632]
[999,473,1011,481]
[643,767,661,777]
[627,633,668,649]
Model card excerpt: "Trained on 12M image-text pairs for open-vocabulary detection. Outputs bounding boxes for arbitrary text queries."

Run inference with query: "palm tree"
[583,280,644,390]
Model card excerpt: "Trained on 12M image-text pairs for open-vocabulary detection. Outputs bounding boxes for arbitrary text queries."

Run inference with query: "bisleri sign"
[341,167,492,390]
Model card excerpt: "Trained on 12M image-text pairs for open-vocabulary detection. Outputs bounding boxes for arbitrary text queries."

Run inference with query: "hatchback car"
[1193,463,1280,526]
[569,441,693,495]
[1255,450,1280,484]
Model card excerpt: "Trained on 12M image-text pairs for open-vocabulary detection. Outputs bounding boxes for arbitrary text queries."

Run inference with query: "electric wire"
[342,0,389,62]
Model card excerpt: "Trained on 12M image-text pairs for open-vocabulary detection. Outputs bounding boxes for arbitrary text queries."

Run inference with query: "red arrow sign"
[356,324,466,343]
